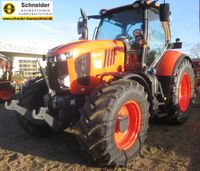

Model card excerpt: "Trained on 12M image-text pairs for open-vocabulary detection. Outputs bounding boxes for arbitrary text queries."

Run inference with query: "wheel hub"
[178,72,191,112]
[114,100,141,150]
[116,115,128,132]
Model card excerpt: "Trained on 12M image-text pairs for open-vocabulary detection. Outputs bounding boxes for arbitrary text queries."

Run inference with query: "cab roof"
[89,1,159,19]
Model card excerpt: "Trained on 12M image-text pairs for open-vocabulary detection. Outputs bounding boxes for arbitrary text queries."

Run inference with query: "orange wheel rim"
[178,72,191,112]
[114,100,141,150]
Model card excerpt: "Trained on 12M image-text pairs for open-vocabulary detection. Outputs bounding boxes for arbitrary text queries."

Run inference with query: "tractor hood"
[47,40,124,58]
[46,39,125,95]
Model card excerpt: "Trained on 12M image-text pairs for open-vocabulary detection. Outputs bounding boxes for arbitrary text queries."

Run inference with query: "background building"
[0,39,47,79]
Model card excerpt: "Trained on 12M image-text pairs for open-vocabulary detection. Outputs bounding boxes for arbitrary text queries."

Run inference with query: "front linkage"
[5,101,54,128]
[5,81,82,133]
[5,60,80,133]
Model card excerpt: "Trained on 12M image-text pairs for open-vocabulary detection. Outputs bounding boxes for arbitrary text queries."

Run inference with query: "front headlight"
[64,75,70,87]
[58,75,70,88]
[56,51,73,62]
[57,54,66,61]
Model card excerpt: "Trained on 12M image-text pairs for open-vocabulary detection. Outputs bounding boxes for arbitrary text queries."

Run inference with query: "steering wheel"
[115,34,135,45]
[133,29,143,37]
[115,34,129,40]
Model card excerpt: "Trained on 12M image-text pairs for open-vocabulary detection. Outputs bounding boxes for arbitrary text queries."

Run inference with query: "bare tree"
[191,43,200,57]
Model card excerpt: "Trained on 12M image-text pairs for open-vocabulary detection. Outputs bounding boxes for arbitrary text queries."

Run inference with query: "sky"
[0,0,199,55]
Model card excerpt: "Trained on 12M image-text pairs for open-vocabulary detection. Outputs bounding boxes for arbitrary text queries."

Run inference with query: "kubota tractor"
[6,0,194,167]
[0,54,15,103]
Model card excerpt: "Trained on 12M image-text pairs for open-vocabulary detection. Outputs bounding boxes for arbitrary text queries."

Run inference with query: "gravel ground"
[0,104,200,171]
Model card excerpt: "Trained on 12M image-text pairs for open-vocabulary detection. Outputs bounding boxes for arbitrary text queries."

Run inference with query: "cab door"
[147,9,166,66]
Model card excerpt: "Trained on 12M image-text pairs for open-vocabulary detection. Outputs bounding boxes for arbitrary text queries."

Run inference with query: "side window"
[147,9,166,66]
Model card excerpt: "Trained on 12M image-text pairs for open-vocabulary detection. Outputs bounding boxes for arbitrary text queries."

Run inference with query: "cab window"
[147,9,166,66]
[97,8,143,40]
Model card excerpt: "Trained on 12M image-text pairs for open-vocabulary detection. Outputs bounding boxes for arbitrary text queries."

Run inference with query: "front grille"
[47,59,68,91]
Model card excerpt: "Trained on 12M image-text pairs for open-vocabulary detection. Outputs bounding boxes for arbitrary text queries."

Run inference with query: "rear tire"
[158,59,194,124]
[77,79,150,167]
[16,77,58,137]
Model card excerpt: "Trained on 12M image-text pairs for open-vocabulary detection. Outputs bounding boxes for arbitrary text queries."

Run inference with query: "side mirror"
[77,8,88,40]
[172,38,182,49]
[160,3,170,22]
[77,21,86,34]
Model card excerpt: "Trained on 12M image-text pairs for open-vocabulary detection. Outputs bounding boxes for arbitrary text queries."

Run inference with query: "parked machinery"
[6,1,194,166]
[0,54,15,103]
[192,58,200,103]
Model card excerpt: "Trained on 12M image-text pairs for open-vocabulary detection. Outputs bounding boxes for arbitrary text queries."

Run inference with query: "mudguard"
[156,50,191,76]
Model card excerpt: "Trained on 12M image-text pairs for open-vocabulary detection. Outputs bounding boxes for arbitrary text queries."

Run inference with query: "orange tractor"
[0,54,15,103]
[6,0,194,167]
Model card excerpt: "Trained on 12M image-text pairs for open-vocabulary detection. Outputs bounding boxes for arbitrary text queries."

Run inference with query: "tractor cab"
[78,1,173,71]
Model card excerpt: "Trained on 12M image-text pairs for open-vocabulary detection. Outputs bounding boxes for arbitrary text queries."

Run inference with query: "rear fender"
[156,50,192,98]
[156,50,192,76]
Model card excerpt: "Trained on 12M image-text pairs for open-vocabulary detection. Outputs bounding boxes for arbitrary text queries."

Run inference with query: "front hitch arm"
[5,100,27,116]
[5,100,54,127]
[32,107,54,126]
[37,60,55,97]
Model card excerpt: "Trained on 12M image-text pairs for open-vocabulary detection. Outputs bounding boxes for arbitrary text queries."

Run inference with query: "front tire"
[77,79,150,167]
[16,77,58,137]
[16,113,57,137]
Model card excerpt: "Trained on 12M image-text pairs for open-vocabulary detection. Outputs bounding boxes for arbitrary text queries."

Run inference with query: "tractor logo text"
[3,3,15,15]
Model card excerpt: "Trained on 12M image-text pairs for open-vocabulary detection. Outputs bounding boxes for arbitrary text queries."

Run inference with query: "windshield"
[96,8,143,40]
